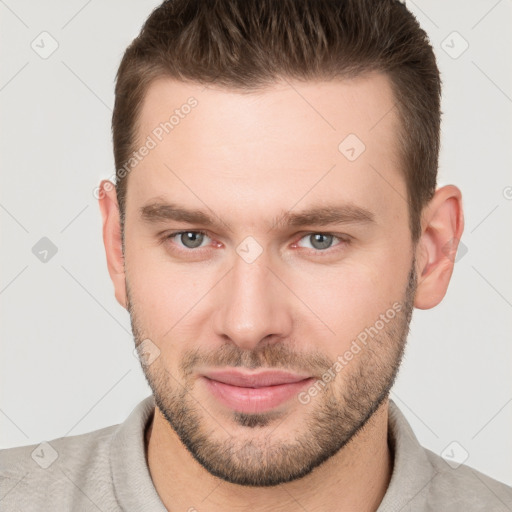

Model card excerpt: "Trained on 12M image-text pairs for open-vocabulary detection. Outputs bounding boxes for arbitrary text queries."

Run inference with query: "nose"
[212,251,293,351]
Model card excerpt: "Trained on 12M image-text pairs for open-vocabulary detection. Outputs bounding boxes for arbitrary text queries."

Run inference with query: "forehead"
[137,72,399,150]
[127,73,405,229]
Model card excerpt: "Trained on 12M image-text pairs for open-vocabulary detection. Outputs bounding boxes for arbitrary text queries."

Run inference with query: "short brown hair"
[112,0,441,243]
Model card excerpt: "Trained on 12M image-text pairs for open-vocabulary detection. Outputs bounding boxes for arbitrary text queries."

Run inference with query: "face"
[123,73,417,486]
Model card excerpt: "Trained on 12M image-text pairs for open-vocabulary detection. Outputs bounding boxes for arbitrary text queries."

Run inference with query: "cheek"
[125,241,207,339]
[289,254,408,354]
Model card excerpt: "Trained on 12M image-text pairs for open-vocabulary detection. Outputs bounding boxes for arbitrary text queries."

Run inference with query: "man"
[1,0,511,510]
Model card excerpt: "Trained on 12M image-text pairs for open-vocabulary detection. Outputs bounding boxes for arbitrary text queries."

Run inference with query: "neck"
[146,399,392,512]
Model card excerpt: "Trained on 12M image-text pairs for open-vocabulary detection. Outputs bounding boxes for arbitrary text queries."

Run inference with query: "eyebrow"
[140,200,375,232]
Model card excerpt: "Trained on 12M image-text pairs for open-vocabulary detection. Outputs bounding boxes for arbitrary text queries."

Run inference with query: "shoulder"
[0,424,120,511]
[423,447,512,511]
[384,400,512,511]
[1,423,117,470]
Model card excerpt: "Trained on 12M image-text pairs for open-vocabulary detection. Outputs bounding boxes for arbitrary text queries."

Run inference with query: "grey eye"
[179,231,206,249]
[308,233,335,250]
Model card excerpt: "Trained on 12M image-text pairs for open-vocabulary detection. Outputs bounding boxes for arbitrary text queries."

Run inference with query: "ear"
[414,184,464,310]
[98,180,128,309]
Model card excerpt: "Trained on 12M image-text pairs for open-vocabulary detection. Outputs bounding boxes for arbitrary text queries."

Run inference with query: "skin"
[99,72,464,511]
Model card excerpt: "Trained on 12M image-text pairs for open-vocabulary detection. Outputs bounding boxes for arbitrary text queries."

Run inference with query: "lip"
[201,369,312,387]
[200,369,314,414]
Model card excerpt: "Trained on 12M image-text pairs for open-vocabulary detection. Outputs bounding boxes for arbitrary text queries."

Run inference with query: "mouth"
[200,369,315,414]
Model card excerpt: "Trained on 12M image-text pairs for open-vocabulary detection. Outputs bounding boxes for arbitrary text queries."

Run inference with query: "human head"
[111,0,441,245]
[99,0,463,489]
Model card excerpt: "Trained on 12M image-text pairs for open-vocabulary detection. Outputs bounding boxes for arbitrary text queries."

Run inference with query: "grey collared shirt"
[1,396,511,511]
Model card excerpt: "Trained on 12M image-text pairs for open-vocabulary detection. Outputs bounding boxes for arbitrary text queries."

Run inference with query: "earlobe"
[414,185,464,310]
[98,180,128,309]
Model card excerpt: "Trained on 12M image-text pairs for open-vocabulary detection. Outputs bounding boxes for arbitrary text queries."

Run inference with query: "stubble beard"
[127,261,417,487]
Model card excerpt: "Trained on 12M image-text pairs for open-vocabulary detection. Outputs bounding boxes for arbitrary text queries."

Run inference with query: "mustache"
[178,342,333,379]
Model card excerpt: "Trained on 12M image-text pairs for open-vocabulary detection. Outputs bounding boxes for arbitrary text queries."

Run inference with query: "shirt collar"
[377,399,437,511]
[109,395,436,511]
[110,395,167,511]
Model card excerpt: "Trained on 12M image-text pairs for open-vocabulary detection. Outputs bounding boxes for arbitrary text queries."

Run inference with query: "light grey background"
[1,0,511,487]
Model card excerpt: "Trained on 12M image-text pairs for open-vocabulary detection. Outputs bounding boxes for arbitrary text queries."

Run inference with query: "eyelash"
[163,230,349,255]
